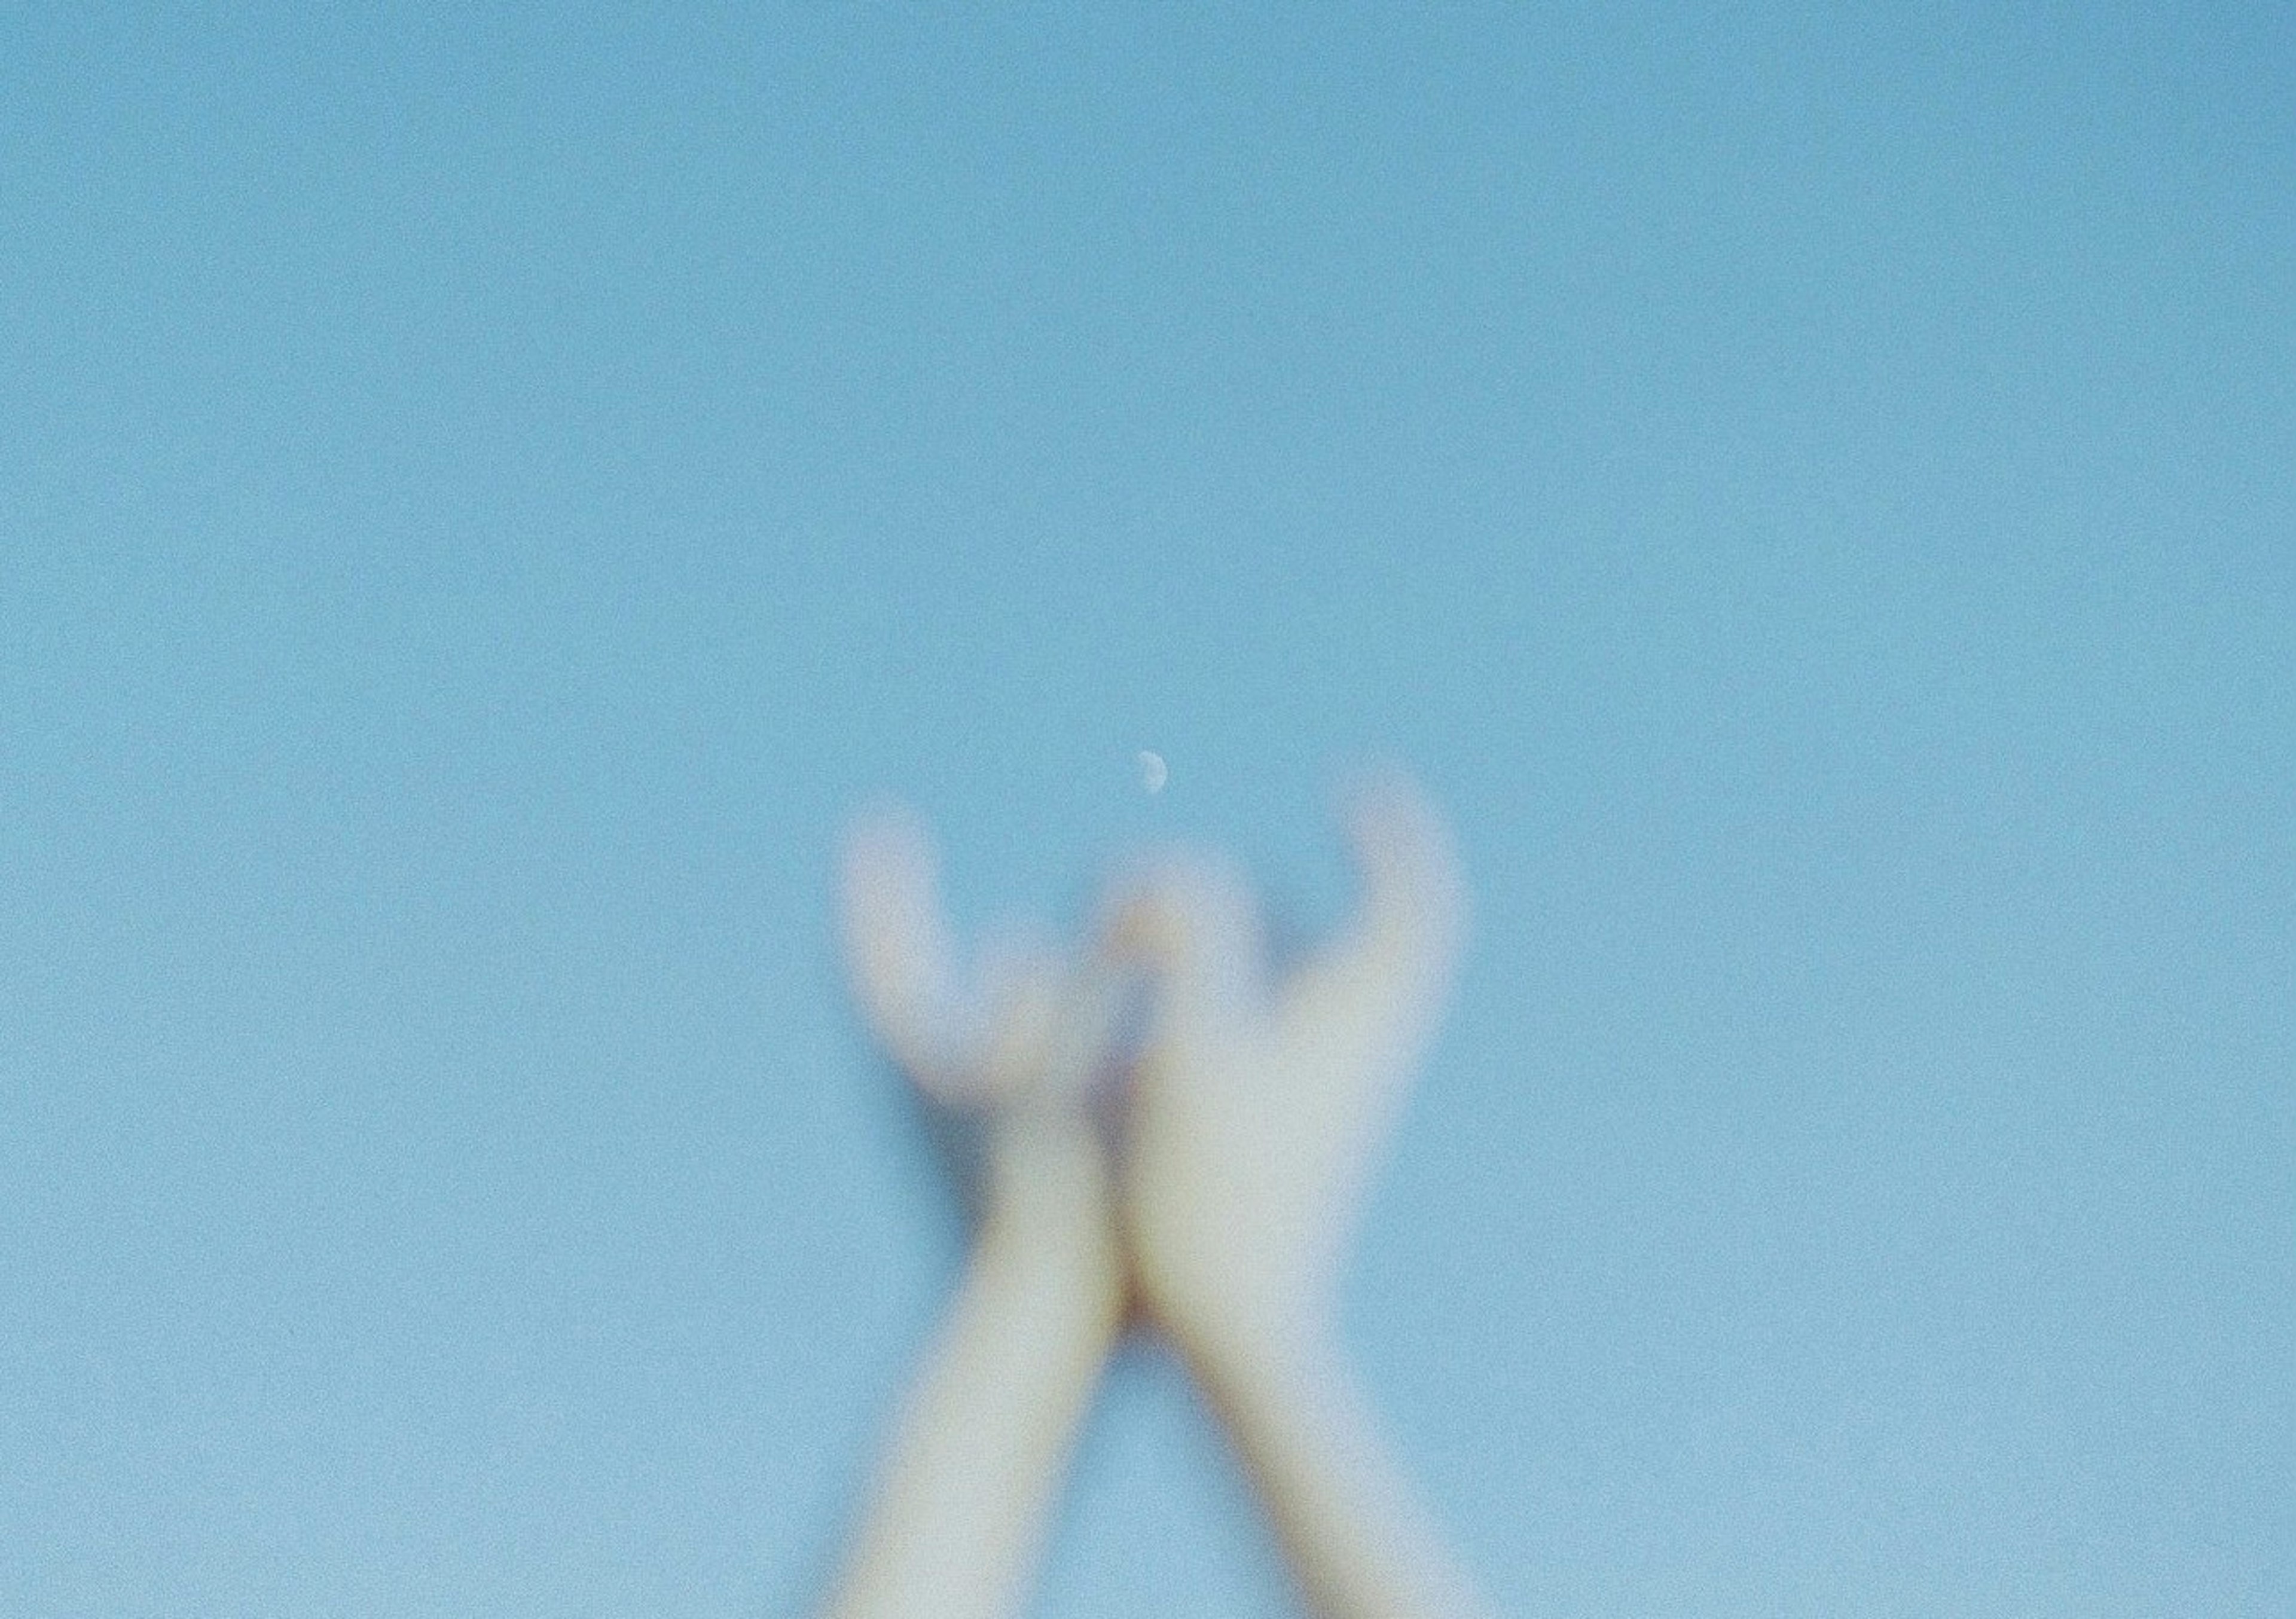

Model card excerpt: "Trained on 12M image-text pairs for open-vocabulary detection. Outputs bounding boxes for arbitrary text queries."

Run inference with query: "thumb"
[1100,853,1266,1051]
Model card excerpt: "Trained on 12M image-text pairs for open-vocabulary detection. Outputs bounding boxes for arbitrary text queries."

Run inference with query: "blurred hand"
[826,807,1129,1619]
[1103,774,1465,1366]
[841,805,1124,1246]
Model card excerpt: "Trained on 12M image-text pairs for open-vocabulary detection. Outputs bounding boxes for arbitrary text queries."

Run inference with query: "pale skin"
[823,776,1492,1619]
[824,808,1128,1619]
[1105,777,1491,1619]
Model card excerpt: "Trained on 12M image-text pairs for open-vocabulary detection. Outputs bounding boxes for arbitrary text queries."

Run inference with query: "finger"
[839,804,979,1102]
[973,933,1066,1108]
[1275,770,1466,1068]
[1098,852,1266,1051]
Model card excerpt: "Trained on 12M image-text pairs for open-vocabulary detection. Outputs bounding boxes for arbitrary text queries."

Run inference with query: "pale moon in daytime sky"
[1137,750,1167,793]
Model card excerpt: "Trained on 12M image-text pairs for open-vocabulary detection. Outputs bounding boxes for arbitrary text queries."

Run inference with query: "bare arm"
[1190,1334,1490,1619]
[822,810,1127,1619]
[822,1117,1123,1619]
[1106,775,1494,1619]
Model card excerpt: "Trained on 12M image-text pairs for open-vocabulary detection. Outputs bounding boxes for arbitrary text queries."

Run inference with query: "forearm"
[1187,1332,1492,1619]
[823,1195,1123,1619]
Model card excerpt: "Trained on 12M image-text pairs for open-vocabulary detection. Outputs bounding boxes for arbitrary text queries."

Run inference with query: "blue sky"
[4,5,2291,1615]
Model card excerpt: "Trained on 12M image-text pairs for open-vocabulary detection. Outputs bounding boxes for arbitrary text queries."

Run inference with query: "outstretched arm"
[1106,775,1492,1619]
[822,811,1126,1619]
[823,1114,1123,1619]
[1195,1338,1489,1619]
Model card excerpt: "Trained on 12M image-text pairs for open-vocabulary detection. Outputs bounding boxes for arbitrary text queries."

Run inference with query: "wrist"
[975,1216,1124,1326]
[974,1132,1125,1325]
[1165,1302,1335,1411]
[1136,1261,1329,1386]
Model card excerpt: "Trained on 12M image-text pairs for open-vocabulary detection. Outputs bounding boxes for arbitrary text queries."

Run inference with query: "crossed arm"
[820,1115,1123,1619]
[823,814,1126,1619]
[822,780,1493,1619]
[1106,779,1492,1619]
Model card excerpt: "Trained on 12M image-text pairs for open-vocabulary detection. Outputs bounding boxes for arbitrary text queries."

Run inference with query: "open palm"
[1105,775,1465,1359]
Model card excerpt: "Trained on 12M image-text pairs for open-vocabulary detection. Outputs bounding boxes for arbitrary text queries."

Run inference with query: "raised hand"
[1101,775,1491,1619]
[825,807,1128,1619]
[1105,774,1465,1361]
[841,806,1130,1229]
[825,783,1495,1619]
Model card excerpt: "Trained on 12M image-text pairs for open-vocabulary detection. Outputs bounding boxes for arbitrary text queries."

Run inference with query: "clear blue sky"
[4,5,2290,1615]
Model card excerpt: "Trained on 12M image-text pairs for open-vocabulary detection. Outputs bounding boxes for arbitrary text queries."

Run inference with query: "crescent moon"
[1137,750,1168,794]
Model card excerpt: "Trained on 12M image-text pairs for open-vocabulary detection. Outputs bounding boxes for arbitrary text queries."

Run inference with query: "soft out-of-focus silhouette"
[826,772,1491,1619]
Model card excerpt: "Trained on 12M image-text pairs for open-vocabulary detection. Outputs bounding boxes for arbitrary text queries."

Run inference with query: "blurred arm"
[1105,773,1494,1618]
[826,809,1128,1619]
[1190,1334,1494,1619]
[822,1119,1124,1619]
